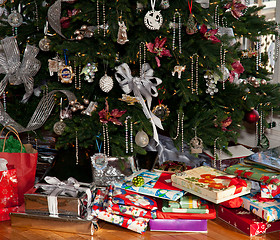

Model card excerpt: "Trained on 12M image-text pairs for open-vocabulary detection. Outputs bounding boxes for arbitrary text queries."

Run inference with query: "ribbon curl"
[0,37,41,103]
[115,63,163,144]
[36,176,94,219]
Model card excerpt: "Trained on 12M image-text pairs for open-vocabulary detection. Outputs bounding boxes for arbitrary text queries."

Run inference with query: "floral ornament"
[98,99,126,125]
[60,9,81,29]
[229,60,244,83]
[146,37,172,67]
[224,0,247,19]
[221,116,232,131]
[200,24,220,43]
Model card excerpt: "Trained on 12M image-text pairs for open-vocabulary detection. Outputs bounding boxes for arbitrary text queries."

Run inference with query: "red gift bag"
[0,168,19,208]
[0,127,38,205]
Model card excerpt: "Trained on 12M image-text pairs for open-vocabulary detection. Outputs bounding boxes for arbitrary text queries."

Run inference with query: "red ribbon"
[188,0,193,14]
[215,176,247,194]
[253,193,276,203]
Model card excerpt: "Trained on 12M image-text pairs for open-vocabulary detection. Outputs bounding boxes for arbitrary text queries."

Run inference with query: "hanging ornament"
[224,0,247,19]
[81,101,98,116]
[172,65,186,79]
[53,98,66,135]
[191,54,199,95]
[195,0,209,8]
[144,0,163,30]
[48,54,64,76]
[81,62,98,82]
[118,94,140,105]
[96,0,107,37]
[99,73,114,93]
[135,130,149,148]
[91,134,108,170]
[244,109,259,123]
[8,8,23,28]
[152,104,170,121]
[213,137,222,169]
[172,12,182,54]
[190,127,203,154]
[204,70,218,95]
[256,104,269,149]
[74,25,94,40]
[186,0,197,35]
[58,49,74,84]
[125,116,134,154]
[160,0,169,9]
[117,21,129,45]
[172,112,184,152]
[39,21,52,52]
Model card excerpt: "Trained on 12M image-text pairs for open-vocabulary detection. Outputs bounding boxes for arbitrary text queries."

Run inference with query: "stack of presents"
[3,132,280,237]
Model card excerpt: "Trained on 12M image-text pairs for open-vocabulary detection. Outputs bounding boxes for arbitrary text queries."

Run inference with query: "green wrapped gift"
[225,163,280,186]
[0,136,26,153]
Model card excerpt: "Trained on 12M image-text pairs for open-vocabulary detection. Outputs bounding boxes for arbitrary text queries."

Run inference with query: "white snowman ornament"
[144,0,163,30]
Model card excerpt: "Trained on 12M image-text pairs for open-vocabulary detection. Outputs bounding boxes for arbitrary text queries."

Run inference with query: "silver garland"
[48,0,66,38]
[0,90,76,133]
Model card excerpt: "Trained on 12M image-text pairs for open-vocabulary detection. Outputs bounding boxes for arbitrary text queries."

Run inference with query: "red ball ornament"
[244,109,259,123]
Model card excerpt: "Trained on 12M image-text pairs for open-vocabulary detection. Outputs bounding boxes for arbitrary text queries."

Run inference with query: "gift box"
[225,163,280,185]
[155,198,216,219]
[149,219,207,232]
[171,166,251,204]
[114,170,184,201]
[260,183,280,198]
[218,205,280,236]
[24,176,94,217]
[241,192,280,222]
[0,206,19,221]
[10,212,98,236]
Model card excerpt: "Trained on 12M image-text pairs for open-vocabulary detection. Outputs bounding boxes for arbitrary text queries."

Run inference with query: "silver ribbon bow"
[0,37,41,103]
[36,176,93,218]
[115,63,163,144]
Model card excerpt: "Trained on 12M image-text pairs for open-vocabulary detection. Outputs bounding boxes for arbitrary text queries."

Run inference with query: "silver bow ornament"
[0,37,41,103]
[115,63,163,144]
[36,176,93,219]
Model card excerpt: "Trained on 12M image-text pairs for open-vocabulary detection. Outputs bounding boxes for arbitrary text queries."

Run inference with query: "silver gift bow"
[0,36,41,103]
[115,63,163,144]
[36,176,93,218]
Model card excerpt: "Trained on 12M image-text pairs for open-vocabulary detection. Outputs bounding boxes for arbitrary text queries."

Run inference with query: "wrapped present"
[162,195,209,214]
[92,187,149,234]
[225,163,280,186]
[260,183,280,198]
[110,204,157,219]
[0,206,19,221]
[218,205,280,236]
[92,156,137,186]
[10,212,98,236]
[114,170,184,201]
[25,176,94,218]
[0,168,18,208]
[171,166,251,204]
[149,219,207,232]
[241,192,280,222]
[156,198,216,219]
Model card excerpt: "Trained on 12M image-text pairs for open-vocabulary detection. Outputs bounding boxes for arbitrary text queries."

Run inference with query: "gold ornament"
[118,94,139,105]
[58,65,75,83]
[152,104,170,121]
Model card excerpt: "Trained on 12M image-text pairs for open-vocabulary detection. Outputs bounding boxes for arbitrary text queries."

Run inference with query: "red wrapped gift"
[218,205,280,236]
[0,168,18,208]
[0,206,19,221]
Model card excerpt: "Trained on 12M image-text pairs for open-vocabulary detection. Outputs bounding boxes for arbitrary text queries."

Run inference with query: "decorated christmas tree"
[0,0,279,176]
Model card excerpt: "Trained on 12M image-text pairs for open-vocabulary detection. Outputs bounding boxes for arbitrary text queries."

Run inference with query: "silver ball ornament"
[135,130,149,147]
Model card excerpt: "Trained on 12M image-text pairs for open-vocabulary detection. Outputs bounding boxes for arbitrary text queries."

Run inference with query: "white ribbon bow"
[36,176,93,218]
[0,37,41,103]
[115,63,163,144]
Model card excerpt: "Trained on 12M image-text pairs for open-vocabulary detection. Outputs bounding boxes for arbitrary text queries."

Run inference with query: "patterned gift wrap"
[171,166,251,204]
[218,206,270,236]
[92,187,149,234]
[225,163,280,186]
[0,169,18,208]
[0,206,19,221]
[261,183,280,198]
[114,170,184,201]
[241,192,280,222]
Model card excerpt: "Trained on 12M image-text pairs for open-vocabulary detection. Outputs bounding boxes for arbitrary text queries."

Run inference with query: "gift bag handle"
[0,125,19,137]
[2,129,23,153]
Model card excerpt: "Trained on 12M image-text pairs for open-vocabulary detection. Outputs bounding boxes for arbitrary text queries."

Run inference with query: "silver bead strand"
[173,12,181,54]
[76,131,79,165]
[130,119,133,153]
[97,0,100,34]
[139,42,146,76]
[181,112,184,152]
[103,0,106,37]
[125,116,129,154]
